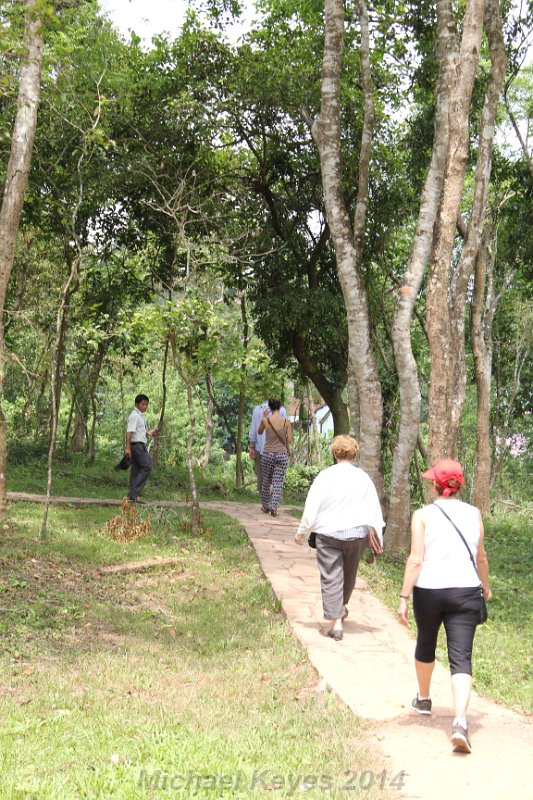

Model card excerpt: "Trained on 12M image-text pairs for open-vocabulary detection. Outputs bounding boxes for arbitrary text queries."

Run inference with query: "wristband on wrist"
[399,594,409,600]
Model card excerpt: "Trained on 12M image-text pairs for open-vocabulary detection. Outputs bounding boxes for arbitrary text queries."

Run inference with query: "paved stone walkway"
[9,493,533,799]
[207,502,532,800]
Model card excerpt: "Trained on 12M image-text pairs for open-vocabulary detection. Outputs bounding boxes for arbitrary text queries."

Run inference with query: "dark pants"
[129,442,152,500]
[413,586,481,675]
[315,534,368,619]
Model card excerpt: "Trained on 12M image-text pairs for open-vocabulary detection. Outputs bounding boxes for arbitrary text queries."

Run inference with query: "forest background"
[0,0,531,549]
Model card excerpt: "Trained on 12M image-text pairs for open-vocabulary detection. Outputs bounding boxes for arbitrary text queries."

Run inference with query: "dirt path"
[8,493,532,799]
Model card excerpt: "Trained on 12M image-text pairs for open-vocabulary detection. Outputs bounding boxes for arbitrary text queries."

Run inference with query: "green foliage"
[1,0,532,513]
[284,463,322,499]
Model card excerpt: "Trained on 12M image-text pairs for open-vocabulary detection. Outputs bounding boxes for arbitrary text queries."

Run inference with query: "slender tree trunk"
[170,338,201,535]
[308,0,384,496]
[206,378,237,445]
[471,240,494,513]
[88,341,108,464]
[448,0,507,448]
[182,379,201,535]
[64,364,81,451]
[18,339,49,436]
[70,408,87,452]
[503,93,533,179]
[51,258,77,442]
[198,373,215,468]
[234,269,248,487]
[151,339,169,468]
[308,388,322,466]
[387,0,457,551]
[490,328,530,493]
[41,256,79,537]
[0,0,44,515]
[426,0,484,463]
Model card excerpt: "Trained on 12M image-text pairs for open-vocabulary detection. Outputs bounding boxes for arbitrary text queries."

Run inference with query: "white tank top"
[415,499,481,590]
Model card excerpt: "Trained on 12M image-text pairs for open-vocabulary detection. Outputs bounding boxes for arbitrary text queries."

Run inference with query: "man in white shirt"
[124,394,157,503]
[248,400,287,493]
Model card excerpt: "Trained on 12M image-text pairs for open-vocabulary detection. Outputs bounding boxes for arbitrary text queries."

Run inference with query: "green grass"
[0,503,399,800]
[7,453,251,502]
[358,514,533,714]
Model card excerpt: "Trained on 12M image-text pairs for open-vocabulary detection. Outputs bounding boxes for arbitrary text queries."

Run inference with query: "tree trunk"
[0,0,44,515]
[182,379,201,535]
[198,373,215,469]
[426,0,484,464]
[51,257,77,443]
[151,339,169,468]
[448,0,507,449]
[471,239,494,513]
[71,409,88,452]
[387,0,457,551]
[88,341,108,464]
[490,322,530,494]
[307,0,383,495]
[41,255,80,537]
[307,387,322,466]
[234,270,248,487]
[292,330,349,434]
[170,338,201,535]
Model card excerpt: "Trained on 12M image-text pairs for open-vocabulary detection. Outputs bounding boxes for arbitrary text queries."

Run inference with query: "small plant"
[106,498,152,542]
[284,464,322,498]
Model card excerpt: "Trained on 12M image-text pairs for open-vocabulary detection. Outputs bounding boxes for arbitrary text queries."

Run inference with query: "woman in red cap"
[397,458,491,754]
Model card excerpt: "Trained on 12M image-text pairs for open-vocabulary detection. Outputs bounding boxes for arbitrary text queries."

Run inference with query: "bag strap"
[432,502,481,583]
[267,417,288,450]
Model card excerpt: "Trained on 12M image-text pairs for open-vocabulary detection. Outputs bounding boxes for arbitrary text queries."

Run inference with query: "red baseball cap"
[421,458,464,495]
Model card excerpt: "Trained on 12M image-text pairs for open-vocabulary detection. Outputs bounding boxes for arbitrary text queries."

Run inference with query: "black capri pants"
[413,586,481,675]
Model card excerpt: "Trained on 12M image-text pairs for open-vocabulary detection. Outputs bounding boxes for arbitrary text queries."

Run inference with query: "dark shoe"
[411,695,432,715]
[270,510,278,517]
[261,506,270,514]
[326,628,343,641]
[451,723,471,753]
[135,498,146,505]
[342,606,349,621]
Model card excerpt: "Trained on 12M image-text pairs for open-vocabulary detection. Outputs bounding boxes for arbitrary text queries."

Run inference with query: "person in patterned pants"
[257,399,293,517]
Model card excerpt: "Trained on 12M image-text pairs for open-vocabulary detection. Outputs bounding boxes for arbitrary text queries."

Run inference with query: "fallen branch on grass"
[494,499,525,511]
[92,557,184,577]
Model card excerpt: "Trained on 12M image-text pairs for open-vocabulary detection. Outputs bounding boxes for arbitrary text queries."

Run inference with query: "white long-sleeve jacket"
[297,462,385,544]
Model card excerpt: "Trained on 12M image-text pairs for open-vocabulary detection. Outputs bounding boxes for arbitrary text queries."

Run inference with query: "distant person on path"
[248,399,286,495]
[294,435,384,641]
[397,458,491,754]
[124,394,157,504]
[257,399,292,517]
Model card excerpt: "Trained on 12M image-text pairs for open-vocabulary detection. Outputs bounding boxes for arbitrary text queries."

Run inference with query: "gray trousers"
[315,534,368,619]
[129,442,152,500]
[254,454,264,494]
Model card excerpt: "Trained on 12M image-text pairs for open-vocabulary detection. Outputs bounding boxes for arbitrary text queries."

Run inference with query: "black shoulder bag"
[432,503,488,624]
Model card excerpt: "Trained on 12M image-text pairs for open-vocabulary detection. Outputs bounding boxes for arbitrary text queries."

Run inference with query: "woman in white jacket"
[295,435,384,641]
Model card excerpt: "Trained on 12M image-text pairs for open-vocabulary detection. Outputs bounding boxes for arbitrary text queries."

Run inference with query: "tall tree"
[387,0,458,550]
[425,0,485,463]
[0,0,44,514]
[305,0,384,496]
